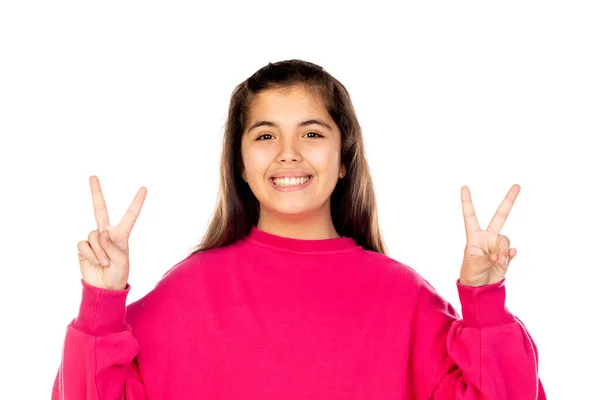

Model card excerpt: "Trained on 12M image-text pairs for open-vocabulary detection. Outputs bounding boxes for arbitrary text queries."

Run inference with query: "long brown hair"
[189,59,387,255]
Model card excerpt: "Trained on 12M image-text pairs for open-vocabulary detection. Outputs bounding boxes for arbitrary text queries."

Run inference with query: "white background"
[1,1,598,398]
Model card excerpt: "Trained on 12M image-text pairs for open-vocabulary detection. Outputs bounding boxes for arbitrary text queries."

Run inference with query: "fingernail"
[101,259,109,266]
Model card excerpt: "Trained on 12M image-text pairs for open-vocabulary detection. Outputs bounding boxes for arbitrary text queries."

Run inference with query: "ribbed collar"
[244,226,360,254]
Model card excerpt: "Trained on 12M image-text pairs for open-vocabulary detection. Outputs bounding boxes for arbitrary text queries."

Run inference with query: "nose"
[276,136,302,163]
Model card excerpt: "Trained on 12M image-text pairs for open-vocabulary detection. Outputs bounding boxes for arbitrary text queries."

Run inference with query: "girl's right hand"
[77,175,147,291]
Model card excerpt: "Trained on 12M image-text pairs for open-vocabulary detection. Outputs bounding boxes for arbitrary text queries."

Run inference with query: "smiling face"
[240,85,346,231]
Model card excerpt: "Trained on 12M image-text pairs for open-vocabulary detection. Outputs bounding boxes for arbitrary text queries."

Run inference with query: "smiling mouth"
[271,175,312,187]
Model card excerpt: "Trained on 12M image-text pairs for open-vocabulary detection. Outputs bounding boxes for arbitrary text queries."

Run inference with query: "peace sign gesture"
[76,176,147,290]
[459,184,521,287]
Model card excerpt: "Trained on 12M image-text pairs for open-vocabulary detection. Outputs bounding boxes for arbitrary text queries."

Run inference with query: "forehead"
[248,86,328,118]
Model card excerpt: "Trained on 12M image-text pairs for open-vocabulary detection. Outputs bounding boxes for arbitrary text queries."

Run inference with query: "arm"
[422,184,545,398]
[51,280,147,400]
[431,279,544,399]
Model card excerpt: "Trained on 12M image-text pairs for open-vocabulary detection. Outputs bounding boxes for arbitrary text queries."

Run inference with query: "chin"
[273,204,315,216]
[263,200,320,217]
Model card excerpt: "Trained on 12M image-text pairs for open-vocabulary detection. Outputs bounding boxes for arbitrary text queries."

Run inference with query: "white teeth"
[272,176,310,187]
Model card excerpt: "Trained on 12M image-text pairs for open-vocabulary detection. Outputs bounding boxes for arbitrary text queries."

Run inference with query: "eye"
[304,131,323,138]
[256,133,274,140]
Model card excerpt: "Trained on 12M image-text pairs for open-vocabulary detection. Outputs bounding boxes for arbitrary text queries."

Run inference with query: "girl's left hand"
[459,184,521,287]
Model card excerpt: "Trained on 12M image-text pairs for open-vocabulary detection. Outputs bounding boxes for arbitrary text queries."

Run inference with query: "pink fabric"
[53,226,545,399]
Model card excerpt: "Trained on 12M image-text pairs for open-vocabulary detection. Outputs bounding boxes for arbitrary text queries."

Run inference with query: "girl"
[53,59,545,399]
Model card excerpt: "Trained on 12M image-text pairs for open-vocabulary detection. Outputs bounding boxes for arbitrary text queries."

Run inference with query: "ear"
[241,168,247,182]
[339,164,346,179]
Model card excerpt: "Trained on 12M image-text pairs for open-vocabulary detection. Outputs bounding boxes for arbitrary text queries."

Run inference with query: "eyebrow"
[246,119,333,133]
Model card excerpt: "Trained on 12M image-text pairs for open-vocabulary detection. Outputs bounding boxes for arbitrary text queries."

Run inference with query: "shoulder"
[160,242,241,281]
[362,249,458,318]
[359,249,450,303]
[125,241,244,317]
[360,249,429,288]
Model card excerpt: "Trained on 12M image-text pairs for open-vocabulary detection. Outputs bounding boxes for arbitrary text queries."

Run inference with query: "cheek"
[242,147,272,182]
[307,147,341,177]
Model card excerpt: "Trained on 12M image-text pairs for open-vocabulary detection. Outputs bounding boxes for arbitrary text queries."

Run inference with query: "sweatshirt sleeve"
[413,278,545,399]
[51,279,147,400]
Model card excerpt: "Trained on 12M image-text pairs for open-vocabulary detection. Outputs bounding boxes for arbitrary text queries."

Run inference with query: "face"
[240,86,346,218]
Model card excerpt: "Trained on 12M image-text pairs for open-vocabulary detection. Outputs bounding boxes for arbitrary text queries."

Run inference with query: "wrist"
[456,278,515,328]
[73,278,130,335]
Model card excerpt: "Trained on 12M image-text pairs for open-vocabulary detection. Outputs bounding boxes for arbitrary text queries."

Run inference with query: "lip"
[270,175,313,192]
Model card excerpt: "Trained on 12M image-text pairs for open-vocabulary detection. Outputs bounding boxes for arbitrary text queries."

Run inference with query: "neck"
[257,205,339,240]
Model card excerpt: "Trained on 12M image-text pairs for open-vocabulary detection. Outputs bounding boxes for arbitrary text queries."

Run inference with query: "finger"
[99,228,124,263]
[88,230,110,266]
[506,247,517,267]
[77,240,101,266]
[496,235,511,266]
[487,252,499,267]
[461,186,480,236]
[487,184,520,235]
[89,176,111,232]
[118,186,147,237]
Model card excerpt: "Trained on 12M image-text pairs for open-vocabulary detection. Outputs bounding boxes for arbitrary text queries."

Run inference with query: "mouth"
[270,175,313,191]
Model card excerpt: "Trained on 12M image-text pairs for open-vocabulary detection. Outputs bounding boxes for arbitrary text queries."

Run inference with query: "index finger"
[461,185,481,236]
[89,175,110,232]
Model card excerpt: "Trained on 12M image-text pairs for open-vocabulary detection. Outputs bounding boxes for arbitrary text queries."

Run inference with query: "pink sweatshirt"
[52,226,545,399]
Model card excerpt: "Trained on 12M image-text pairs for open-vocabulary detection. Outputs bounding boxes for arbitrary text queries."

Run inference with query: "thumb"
[100,229,111,249]
[100,228,125,263]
